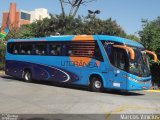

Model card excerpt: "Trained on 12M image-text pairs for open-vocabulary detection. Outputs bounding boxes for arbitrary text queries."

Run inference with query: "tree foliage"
[139,17,160,84]
[5,15,125,39]
[139,17,160,55]
[0,41,5,69]
[125,34,140,42]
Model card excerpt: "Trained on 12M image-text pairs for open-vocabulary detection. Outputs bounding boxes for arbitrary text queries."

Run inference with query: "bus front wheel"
[90,76,103,92]
[23,70,32,82]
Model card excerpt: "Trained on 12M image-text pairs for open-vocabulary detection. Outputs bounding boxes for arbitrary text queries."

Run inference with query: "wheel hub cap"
[95,81,101,88]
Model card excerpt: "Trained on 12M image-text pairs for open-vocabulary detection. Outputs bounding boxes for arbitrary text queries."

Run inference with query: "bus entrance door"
[107,48,128,90]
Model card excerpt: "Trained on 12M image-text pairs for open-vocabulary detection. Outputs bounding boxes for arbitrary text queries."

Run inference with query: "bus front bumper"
[127,77,151,91]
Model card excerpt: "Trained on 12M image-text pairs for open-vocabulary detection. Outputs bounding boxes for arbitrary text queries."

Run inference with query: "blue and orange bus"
[5,35,157,92]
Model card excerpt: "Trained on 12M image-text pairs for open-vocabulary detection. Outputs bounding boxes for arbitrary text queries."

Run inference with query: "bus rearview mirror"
[113,45,135,60]
[145,50,158,62]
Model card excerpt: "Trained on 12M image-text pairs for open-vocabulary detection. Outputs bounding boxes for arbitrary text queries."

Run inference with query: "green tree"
[139,17,160,85]
[81,17,125,36]
[0,41,6,69]
[125,34,140,42]
[18,25,35,38]
[139,17,160,55]
[5,14,125,38]
[4,27,19,40]
[29,15,126,37]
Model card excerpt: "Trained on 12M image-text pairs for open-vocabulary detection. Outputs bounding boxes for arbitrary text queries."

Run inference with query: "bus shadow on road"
[102,89,145,96]
[1,75,145,96]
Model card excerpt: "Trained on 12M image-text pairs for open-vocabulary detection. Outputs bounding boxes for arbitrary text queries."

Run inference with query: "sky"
[0,0,160,35]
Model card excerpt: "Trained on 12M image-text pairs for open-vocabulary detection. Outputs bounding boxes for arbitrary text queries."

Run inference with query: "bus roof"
[97,35,144,48]
[8,35,144,48]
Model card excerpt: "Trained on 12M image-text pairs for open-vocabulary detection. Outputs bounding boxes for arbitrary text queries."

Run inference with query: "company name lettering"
[61,61,98,68]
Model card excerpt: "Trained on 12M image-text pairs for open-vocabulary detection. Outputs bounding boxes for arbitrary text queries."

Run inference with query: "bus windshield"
[102,41,150,77]
[129,47,150,77]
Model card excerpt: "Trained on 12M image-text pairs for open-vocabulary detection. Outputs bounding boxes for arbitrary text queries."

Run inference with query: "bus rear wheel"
[23,70,32,82]
[90,76,103,92]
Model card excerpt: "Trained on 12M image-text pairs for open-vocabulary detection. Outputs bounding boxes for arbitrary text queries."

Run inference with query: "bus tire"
[23,70,32,82]
[90,76,103,92]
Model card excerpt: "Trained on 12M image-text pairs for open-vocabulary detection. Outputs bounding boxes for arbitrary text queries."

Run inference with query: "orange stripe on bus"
[70,35,94,67]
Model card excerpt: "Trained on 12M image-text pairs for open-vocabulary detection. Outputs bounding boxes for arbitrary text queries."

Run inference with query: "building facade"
[30,8,50,23]
[2,3,21,29]
[2,3,50,30]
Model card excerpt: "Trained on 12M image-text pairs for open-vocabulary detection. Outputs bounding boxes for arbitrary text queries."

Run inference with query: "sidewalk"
[0,70,5,75]
[144,90,160,93]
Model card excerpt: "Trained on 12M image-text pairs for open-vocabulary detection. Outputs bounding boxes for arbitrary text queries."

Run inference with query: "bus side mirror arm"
[113,45,135,60]
[145,50,158,62]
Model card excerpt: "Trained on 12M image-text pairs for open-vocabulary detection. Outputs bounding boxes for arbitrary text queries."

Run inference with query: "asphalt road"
[0,75,160,115]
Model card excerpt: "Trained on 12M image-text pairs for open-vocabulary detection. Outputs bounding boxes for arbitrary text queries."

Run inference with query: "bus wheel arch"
[89,74,104,92]
[23,68,32,82]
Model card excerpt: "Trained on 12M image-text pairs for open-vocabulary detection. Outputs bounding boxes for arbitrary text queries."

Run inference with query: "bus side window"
[21,50,25,54]
[93,42,103,61]
[49,42,62,56]
[20,43,33,55]
[7,43,20,54]
[34,42,47,55]
[61,43,69,56]
[14,49,18,54]
[7,43,14,54]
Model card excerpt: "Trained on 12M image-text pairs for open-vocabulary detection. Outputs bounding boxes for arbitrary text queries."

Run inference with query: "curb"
[144,90,160,93]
